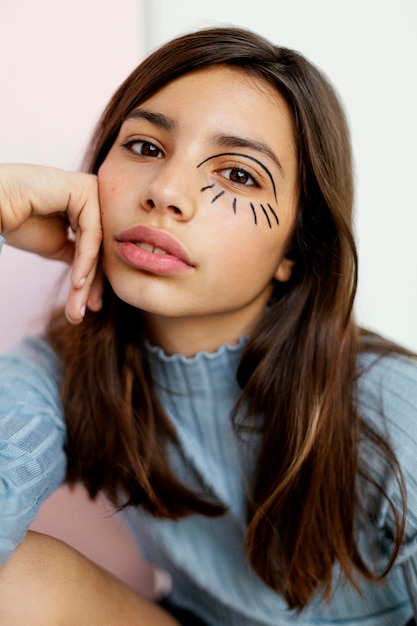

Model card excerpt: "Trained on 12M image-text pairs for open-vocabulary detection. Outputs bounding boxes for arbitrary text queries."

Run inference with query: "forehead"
[136,65,290,118]
[125,66,297,162]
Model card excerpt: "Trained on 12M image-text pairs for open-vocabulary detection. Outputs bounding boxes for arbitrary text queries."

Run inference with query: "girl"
[0,26,417,626]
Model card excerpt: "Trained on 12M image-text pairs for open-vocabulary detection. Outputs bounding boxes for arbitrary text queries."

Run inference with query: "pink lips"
[116,225,194,274]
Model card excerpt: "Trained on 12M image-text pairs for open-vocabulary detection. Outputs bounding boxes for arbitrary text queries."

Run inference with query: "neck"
[142,307,264,357]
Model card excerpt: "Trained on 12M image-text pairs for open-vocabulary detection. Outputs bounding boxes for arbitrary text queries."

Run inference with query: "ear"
[274,256,295,283]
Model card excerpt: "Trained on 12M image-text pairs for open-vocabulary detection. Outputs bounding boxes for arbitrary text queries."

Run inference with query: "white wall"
[146,0,417,351]
[0,0,147,351]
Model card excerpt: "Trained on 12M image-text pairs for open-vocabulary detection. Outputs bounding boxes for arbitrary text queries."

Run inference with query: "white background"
[1,0,417,352]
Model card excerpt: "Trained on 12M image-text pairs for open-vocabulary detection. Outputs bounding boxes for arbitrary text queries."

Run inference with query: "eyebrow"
[208,133,285,177]
[122,112,282,197]
[123,109,176,131]
[123,113,283,175]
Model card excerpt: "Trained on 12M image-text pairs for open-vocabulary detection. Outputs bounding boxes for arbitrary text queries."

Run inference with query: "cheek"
[98,155,129,203]
[206,219,285,282]
[98,175,118,206]
[98,171,128,230]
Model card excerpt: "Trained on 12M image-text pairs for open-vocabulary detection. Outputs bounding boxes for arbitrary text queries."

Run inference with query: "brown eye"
[221,167,257,187]
[230,169,250,184]
[125,140,163,158]
[139,141,161,157]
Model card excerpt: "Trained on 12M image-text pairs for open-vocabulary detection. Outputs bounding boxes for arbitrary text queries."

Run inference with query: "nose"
[140,158,197,221]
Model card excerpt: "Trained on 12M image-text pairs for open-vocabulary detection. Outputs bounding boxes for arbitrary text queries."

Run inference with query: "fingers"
[65,187,103,323]
[65,260,99,324]
[0,165,104,325]
[68,173,103,288]
[86,265,104,312]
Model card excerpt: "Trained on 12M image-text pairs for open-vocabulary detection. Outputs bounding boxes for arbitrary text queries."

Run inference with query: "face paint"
[200,183,280,227]
[261,204,280,228]
[211,190,225,203]
[267,203,279,225]
[250,202,258,225]
[197,152,278,201]
[260,204,271,228]
[198,153,280,227]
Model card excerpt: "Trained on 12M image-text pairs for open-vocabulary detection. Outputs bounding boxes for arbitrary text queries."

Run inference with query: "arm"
[0,338,67,564]
[0,163,102,324]
[358,352,417,616]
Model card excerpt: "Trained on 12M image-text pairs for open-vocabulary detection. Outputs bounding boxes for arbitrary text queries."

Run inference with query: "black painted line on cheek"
[200,183,215,192]
[233,197,237,214]
[211,190,225,203]
[260,204,272,229]
[250,202,258,225]
[267,203,279,225]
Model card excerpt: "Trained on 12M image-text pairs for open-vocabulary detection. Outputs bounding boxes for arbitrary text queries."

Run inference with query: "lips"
[135,242,169,255]
[116,225,194,274]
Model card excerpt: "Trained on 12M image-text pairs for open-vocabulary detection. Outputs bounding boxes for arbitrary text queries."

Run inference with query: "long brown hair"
[48,27,406,610]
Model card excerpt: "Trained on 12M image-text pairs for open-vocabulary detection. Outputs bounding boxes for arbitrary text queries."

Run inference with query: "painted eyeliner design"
[250,202,258,225]
[211,190,225,203]
[198,151,280,226]
[260,204,271,228]
[200,183,228,207]
[197,152,278,201]
[267,203,279,225]
[200,184,279,227]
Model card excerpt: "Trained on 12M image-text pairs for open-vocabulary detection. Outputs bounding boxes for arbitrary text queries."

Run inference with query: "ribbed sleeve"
[0,337,66,564]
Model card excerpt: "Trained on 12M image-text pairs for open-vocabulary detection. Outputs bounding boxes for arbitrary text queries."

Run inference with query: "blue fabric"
[1,336,417,625]
[0,338,66,559]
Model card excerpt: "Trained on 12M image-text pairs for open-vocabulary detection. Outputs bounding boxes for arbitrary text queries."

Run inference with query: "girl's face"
[98,66,298,354]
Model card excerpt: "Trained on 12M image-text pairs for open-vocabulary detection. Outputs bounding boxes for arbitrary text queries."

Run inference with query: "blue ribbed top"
[1,336,417,624]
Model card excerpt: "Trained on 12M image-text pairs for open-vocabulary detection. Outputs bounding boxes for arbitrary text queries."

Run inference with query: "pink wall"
[0,0,146,351]
[0,0,154,592]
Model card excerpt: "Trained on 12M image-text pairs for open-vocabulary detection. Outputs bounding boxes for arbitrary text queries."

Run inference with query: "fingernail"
[80,305,86,317]
[153,569,172,597]
[79,277,87,287]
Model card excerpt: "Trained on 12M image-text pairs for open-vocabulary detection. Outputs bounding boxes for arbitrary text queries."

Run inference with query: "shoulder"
[0,335,62,382]
[356,350,417,429]
[357,351,417,548]
[0,335,64,426]
[1,334,61,368]
[356,350,417,480]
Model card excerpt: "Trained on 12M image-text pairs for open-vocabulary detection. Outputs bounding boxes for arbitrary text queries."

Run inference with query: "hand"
[0,163,103,323]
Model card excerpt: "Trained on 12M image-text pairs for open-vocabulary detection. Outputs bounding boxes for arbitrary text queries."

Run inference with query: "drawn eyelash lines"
[200,185,279,228]
[263,203,279,227]
[250,202,258,226]
[211,190,225,203]
[260,204,271,228]
[199,185,226,204]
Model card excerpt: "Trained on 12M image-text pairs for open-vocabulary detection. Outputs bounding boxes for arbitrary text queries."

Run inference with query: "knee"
[0,531,79,625]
